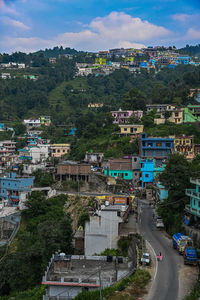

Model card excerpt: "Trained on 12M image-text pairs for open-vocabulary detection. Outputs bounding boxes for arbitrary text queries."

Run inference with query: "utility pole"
[99,266,102,300]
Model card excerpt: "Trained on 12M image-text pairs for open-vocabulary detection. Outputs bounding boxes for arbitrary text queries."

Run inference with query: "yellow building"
[119,124,144,136]
[174,136,194,159]
[50,144,70,158]
[95,58,106,65]
[88,103,103,108]
[168,109,184,124]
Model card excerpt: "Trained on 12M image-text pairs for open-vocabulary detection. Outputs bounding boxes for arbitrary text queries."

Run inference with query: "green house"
[104,169,133,180]
[185,178,200,219]
[184,105,200,123]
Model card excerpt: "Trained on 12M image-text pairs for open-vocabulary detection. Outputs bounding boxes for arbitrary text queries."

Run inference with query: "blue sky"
[0,0,200,53]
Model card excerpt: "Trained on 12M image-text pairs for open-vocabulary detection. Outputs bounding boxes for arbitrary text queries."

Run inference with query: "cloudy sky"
[0,0,200,53]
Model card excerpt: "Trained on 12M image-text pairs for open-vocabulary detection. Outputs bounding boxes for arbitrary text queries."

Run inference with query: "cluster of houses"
[76,46,200,76]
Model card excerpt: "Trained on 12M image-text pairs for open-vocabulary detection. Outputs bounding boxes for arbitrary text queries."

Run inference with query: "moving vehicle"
[183,247,198,265]
[172,233,193,254]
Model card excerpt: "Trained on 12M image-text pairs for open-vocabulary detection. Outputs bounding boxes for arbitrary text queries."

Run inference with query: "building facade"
[174,135,194,159]
[139,133,174,164]
[119,124,144,136]
[50,144,70,158]
[57,161,91,182]
[140,159,154,188]
[0,173,34,207]
[185,178,200,221]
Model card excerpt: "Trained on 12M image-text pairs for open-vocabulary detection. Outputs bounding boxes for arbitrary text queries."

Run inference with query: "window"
[186,140,189,143]
[134,128,137,131]
[194,199,196,206]
[124,128,127,131]
[166,143,171,147]
[148,143,153,147]
[114,173,117,176]
[57,149,60,153]
[145,174,149,178]
[135,173,137,176]
[134,158,137,162]
[125,173,128,176]
[175,112,179,117]
[142,142,146,146]
[63,150,65,152]
[156,142,162,147]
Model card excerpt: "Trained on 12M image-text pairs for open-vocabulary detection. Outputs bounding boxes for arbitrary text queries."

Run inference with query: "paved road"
[139,200,183,300]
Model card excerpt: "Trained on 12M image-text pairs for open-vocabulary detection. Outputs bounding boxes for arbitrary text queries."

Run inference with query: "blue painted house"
[185,178,200,223]
[156,182,168,202]
[0,173,34,207]
[139,133,174,165]
[140,159,154,188]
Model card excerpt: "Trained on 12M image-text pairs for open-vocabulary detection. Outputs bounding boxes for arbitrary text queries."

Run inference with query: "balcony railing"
[190,178,200,186]
[185,189,200,199]
[185,204,200,217]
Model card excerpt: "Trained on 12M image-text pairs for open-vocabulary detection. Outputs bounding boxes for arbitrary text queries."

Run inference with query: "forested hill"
[34,46,82,58]
[0,49,200,127]
[179,44,200,57]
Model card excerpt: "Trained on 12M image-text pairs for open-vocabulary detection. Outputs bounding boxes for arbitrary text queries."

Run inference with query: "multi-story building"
[146,104,176,114]
[57,161,91,182]
[19,145,49,164]
[119,124,144,137]
[184,105,200,122]
[84,152,104,164]
[139,133,174,165]
[140,159,154,188]
[111,109,143,124]
[185,178,200,222]
[0,172,34,207]
[104,158,133,181]
[85,201,130,255]
[174,135,194,159]
[0,140,16,156]
[50,144,70,158]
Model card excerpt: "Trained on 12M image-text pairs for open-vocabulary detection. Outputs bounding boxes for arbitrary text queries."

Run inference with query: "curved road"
[139,200,183,300]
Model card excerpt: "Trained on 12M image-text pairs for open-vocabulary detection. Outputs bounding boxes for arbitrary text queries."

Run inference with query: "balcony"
[185,204,200,217]
[186,189,200,199]
[190,178,200,186]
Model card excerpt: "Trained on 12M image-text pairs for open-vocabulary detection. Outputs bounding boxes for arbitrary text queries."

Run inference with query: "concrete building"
[57,161,91,182]
[139,133,174,165]
[119,124,144,137]
[155,181,168,202]
[140,159,154,188]
[154,109,184,125]
[50,144,70,158]
[84,152,104,164]
[185,178,200,222]
[85,203,130,255]
[104,158,133,181]
[174,135,194,159]
[131,155,141,187]
[0,172,34,207]
[42,253,133,300]
[0,141,16,156]
[19,145,49,164]
[111,109,143,124]
[146,104,176,113]
[184,105,200,123]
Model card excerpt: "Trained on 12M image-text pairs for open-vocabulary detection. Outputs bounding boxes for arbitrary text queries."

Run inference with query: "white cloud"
[0,11,171,53]
[172,14,191,22]
[2,16,30,30]
[0,0,18,15]
[186,28,200,39]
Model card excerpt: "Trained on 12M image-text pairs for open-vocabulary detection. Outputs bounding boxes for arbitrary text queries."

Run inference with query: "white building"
[23,118,41,128]
[85,205,129,255]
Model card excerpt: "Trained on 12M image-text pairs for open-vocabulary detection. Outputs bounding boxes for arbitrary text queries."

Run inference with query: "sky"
[0,0,200,53]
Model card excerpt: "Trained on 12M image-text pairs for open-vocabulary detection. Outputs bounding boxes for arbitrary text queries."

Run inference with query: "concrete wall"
[85,211,122,255]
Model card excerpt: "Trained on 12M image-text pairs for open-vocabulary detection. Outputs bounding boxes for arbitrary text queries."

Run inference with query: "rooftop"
[42,254,130,287]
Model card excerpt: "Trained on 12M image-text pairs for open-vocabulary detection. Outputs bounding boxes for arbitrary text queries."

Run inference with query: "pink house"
[111,108,143,124]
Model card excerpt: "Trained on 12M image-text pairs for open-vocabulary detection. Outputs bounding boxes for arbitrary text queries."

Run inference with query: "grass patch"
[184,278,200,300]
[0,285,45,300]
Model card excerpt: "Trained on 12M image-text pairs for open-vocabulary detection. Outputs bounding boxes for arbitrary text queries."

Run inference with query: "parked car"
[141,252,150,265]
[156,217,164,229]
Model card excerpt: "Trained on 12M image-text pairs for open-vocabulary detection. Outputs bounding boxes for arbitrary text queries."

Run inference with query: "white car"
[141,252,150,265]
[156,219,164,229]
